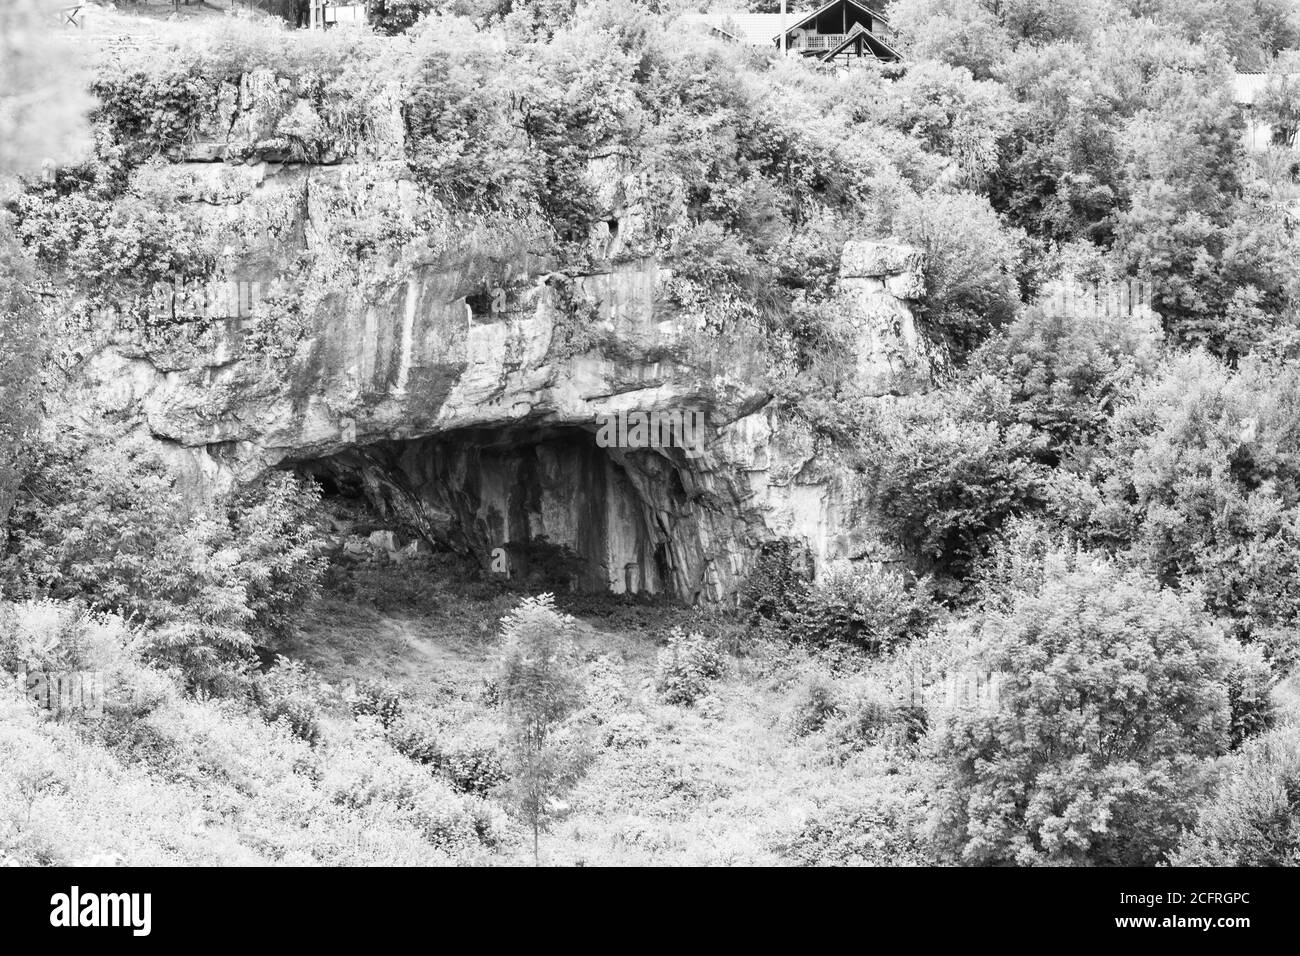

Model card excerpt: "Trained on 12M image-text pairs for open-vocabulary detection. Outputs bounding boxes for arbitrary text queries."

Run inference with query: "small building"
[678,0,901,65]
[268,0,367,30]
[1234,71,1300,151]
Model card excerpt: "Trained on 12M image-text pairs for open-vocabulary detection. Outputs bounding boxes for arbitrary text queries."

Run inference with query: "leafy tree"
[1,0,90,522]
[1256,71,1300,147]
[888,0,1013,79]
[987,40,1127,247]
[892,190,1024,355]
[1173,724,1300,865]
[1,439,326,689]
[861,378,1046,587]
[0,232,41,524]
[966,303,1160,462]
[927,553,1243,865]
[368,0,439,34]
[1067,351,1300,665]
[496,593,589,863]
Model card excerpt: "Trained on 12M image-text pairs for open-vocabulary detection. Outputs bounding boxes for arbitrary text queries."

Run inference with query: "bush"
[387,710,443,766]
[794,563,939,652]
[741,538,812,633]
[825,694,929,758]
[440,726,509,796]
[253,658,324,746]
[350,680,404,730]
[1173,725,1300,866]
[774,786,930,867]
[601,712,651,750]
[385,706,507,794]
[925,554,1237,868]
[0,598,174,721]
[927,553,1239,866]
[654,628,724,706]
[1,440,326,689]
[789,675,843,737]
[861,383,1046,586]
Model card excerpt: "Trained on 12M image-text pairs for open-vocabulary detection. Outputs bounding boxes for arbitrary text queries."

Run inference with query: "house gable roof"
[675,4,900,60]
[779,0,889,39]
[819,24,902,62]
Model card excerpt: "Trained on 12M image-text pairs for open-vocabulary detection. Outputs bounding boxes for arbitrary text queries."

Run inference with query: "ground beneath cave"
[277,554,914,866]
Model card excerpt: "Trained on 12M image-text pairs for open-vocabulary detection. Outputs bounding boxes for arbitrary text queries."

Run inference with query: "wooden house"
[678,1,901,64]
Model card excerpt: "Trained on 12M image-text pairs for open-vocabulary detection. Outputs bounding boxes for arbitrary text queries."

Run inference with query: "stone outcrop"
[56,72,937,604]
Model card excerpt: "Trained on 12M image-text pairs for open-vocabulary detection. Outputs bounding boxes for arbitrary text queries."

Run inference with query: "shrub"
[741,538,812,634]
[601,712,651,750]
[861,384,1046,585]
[654,628,724,706]
[439,721,509,796]
[581,654,630,721]
[1,440,327,689]
[350,679,404,730]
[774,786,930,867]
[90,70,208,163]
[789,675,843,737]
[1173,725,1300,866]
[825,694,928,759]
[253,657,324,746]
[0,598,174,721]
[794,563,939,652]
[387,710,443,766]
[927,553,1239,866]
[385,706,507,794]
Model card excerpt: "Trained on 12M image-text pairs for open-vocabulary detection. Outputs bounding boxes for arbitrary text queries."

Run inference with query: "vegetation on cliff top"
[5,0,1300,866]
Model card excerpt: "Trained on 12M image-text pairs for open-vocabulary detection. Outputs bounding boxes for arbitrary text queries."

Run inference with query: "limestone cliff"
[55,68,939,603]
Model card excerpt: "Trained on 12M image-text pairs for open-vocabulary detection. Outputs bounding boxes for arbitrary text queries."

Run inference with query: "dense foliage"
[5,0,1300,867]
[927,551,1262,865]
[1,441,325,689]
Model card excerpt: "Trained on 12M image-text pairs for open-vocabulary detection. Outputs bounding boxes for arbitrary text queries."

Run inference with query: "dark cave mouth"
[286,424,685,597]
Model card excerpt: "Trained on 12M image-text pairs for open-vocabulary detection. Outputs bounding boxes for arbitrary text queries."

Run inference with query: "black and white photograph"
[0,0,1294,931]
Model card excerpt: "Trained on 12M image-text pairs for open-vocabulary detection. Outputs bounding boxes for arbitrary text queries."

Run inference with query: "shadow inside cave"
[285,424,696,599]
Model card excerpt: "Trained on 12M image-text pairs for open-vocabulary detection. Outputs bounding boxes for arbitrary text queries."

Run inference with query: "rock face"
[59,72,937,603]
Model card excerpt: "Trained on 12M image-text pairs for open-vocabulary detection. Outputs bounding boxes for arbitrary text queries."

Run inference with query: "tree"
[1,0,91,523]
[861,377,1046,586]
[892,189,1025,356]
[966,303,1160,463]
[887,0,1013,79]
[927,552,1244,865]
[496,593,589,864]
[1256,71,1300,147]
[1,440,326,690]
[1069,351,1300,666]
[1173,724,1300,865]
[0,234,41,524]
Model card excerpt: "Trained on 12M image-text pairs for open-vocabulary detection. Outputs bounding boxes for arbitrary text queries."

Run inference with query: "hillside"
[4,0,1300,873]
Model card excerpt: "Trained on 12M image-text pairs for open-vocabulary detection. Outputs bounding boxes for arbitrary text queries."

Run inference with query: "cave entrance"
[288,424,685,598]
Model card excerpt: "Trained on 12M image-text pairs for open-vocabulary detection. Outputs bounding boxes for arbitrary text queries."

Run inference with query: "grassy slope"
[280,556,924,866]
